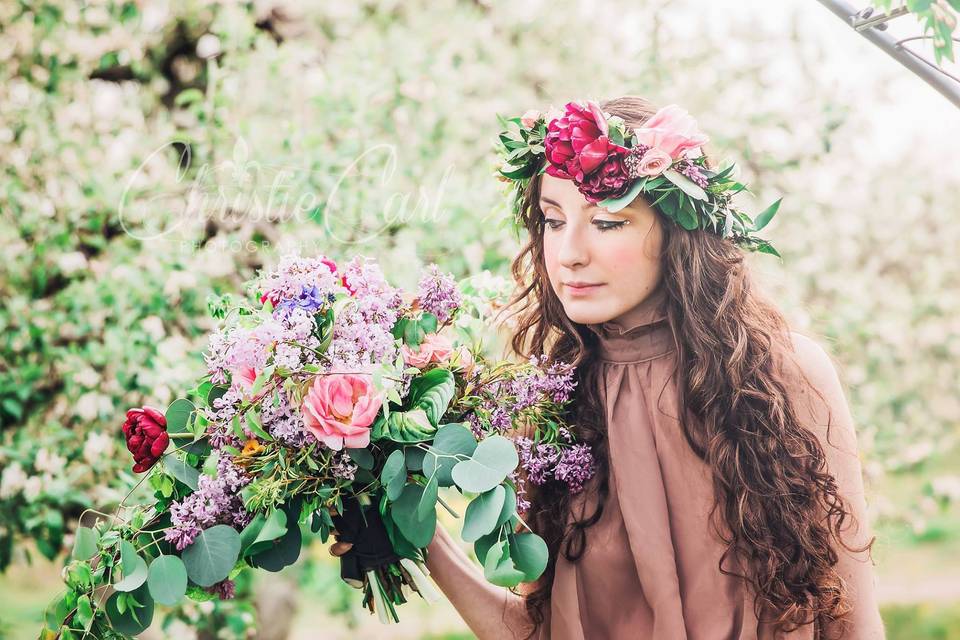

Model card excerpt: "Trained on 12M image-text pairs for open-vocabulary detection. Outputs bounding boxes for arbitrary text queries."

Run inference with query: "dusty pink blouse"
[537,302,816,640]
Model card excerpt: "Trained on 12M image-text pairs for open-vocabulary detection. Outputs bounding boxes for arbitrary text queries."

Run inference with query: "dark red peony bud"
[122,406,169,473]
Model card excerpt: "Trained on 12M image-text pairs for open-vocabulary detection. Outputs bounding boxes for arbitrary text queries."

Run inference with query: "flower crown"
[495,100,783,257]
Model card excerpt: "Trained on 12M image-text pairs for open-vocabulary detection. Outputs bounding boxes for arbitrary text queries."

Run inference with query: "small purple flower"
[676,159,709,189]
[553,444,595,493]
[276,284,327,315]
[210,579,236,600]
[417,264,463,325]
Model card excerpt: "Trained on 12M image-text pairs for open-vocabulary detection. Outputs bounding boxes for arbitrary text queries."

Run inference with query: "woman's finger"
[329,541,354,557]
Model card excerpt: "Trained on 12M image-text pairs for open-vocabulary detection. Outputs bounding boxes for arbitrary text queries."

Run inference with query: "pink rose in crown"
[401,332,455,369]
[634,147,673,177]
[520,109,542,128]
[301,373,384,450]
[544,101,631,203]
[632,104,709,160]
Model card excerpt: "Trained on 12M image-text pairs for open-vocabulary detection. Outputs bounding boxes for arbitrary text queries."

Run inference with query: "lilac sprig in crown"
[495,100,783,258]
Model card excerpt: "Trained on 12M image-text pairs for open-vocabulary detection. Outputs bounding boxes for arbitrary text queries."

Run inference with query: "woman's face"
[540,173,664,329]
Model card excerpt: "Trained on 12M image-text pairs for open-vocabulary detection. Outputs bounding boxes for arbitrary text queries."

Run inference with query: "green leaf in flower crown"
[751,197,782,232]
[347,447,375,470]
[182,525,241,587]
[163,456,200,492]
[391,483,437,548]
[598,177,647,213]
[462,485,506,543]
[419,312,438,335]
[243,508,288,558]
[105,584,154,636]
[114,540,148,592]
[664,169,708,201]
[165,398,195,433]
[147,555,188,606]
[423,423,478,487]
[482,538,526,588]
[451,435,519,494]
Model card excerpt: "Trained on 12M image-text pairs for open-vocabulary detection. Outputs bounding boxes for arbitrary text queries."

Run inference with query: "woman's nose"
[557,226,590,268]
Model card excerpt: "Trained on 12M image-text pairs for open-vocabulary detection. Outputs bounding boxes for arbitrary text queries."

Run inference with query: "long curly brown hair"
[498,96,874,638]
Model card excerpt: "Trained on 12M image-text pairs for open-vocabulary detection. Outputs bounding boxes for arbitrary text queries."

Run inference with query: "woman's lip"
[565,283,604,294]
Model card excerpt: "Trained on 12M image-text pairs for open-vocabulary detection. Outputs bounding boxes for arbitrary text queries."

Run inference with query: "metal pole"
[815,0,960,109]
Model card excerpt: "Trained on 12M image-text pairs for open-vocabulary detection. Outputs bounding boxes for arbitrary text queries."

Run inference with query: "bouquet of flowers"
[41,253,593,638]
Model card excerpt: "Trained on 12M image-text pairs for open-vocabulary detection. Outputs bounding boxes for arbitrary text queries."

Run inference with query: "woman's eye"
[543,218,564,230]
[595,220,627,232]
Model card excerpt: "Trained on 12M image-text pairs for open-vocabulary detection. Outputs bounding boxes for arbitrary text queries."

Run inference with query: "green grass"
[882,603,960,640]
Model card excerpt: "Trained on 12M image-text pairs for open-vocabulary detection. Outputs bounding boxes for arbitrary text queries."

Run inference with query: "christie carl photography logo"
[118,137,455,246]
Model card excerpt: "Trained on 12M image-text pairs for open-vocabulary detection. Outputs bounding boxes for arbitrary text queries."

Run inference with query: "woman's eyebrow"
[539,196,598,211]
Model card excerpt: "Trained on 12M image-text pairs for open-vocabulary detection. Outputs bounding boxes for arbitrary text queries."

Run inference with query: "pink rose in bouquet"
[301,373,384,450]
[400,332,454,368]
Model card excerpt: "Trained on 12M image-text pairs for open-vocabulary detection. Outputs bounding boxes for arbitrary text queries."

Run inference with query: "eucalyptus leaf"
[105,585,154,636]
[72,526,99,560]
[451,435,519,494]
[164,398,195,433]
[113,540,148,592]
[147,555,188,606]
[381,450,407,501]
[509,533,549,582]
[391,484,437,548]
[416,475,439,521]
[181,525,241,587]
[462,485,506,543]
[482,538,525,588]
[163,456,199,492]
[423,423,477,487]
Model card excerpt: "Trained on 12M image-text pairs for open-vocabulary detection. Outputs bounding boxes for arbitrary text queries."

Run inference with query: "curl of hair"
[498,96,874,639]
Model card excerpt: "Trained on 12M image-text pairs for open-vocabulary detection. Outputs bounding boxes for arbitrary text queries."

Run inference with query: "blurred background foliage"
[1,0,958,638]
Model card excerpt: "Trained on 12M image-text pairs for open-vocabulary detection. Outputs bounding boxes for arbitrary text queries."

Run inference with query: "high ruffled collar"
[583,292,676,363]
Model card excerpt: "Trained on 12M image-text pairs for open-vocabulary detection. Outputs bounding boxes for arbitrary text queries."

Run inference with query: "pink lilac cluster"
[203,316,287,387]
[416,264,462,325]
[260,387,310,447]
[164,456,252,551]
[257,253,341,306]
[325,257,405,368]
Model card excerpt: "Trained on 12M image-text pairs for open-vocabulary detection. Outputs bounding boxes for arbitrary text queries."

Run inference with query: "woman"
[423,96,883,639]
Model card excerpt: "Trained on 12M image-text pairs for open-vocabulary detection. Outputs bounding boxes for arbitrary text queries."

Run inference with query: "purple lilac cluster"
[325,257,405,368]
[416,264,462,325]
[676,158,709,189]
[514,435,596,495]
[260,387,310,447]
[510,355,577,411]
[164,456,252,551]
